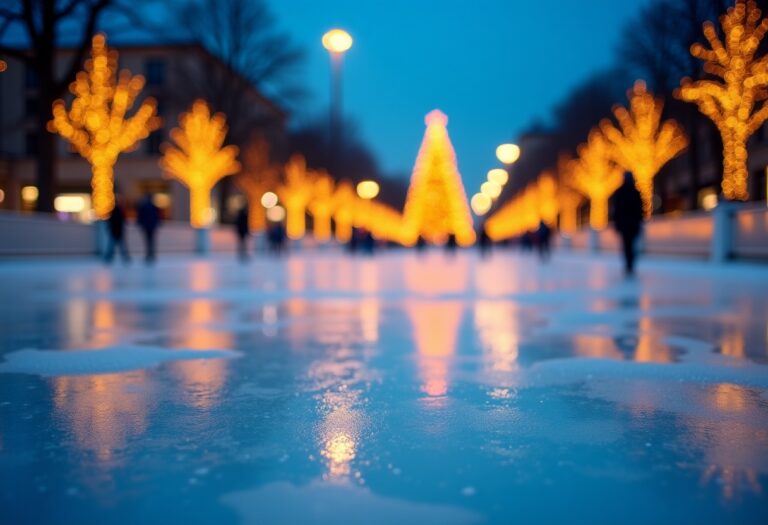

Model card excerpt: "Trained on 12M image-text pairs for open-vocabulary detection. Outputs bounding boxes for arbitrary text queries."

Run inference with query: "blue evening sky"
[271,0,649,190]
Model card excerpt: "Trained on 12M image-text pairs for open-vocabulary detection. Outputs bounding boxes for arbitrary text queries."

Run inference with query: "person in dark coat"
[478,228,492,258]
[136,193,161,264]
[105,197,130,264]
[611,172,644,276]
[235,206,250,261]
[536,220,552,262]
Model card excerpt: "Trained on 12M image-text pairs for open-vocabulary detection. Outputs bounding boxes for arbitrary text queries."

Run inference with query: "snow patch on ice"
[221,481,483,525]
[0,345,241,377]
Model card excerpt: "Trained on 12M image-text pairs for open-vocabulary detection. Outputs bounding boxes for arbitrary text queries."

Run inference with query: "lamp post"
[356,180,379,232]
[322,29,353,178]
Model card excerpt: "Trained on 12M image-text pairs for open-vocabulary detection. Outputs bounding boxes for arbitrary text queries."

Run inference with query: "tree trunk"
[35,65,57,213]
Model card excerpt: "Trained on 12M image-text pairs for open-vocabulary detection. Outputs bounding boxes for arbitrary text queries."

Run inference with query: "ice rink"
[1,248,767,524]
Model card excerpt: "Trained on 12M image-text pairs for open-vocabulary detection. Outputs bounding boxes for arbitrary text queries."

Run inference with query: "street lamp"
[496,143,520,165]
[322,29,353,177]
[356,180,379,200]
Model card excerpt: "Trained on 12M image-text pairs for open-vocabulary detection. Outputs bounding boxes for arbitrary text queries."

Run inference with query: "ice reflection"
[171,263,230,409]
[474,300,519,374]
[408,301,462,397]
[318,388,362,481]
[53,371,150,465]
[697,383,766,500]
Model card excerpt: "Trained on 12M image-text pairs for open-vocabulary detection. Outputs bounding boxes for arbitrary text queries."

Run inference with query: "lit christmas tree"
[160,100,240,228]
[277,154,315,240]
[602,81,687,216]
[402,110,475,246]
[307,173,335,241]
[571,129,623,229]
[235,137,279,232]
[50,34,160,218]
[677,0,768,200]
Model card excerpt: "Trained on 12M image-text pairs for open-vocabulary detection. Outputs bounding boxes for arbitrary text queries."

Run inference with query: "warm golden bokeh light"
[322,29,353,54]
[481,181,502,199]
[308,174,335,241]
[402,110,476,246]
[259,191,276,209]
[49,34,160,219]
[602,81,687,216]
[487,168,509,185]
[677,0,768,200]
[356,180,380,200]
[556,154,583,234]
[495,143,520,164]
[471,193,492,216]
[266,204,286,222]
[277,154,316,239]
[160,100,240,228]
[331,181,356,242]
[570,129,624,229]
[235,137,279,232]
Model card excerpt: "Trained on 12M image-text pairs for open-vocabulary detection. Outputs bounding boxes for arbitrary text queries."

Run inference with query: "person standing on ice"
[104,196,130,264]
[136,193,161,264]
[234,205,250,261]
[610,171,644,277]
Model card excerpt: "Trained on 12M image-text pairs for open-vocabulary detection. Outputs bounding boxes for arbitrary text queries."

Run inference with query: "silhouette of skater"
[536,220,552,262]
[105,197,130,264]
[267,221,286,255]
[611,172,644,277]
[136,193,161,264]
[235,206,250,261]
[445,233,457,255]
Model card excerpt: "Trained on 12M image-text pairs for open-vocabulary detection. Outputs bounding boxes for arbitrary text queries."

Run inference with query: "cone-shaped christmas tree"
[402,110,475,246]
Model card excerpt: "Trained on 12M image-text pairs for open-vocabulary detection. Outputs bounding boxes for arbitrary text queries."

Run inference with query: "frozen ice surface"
[1,249,767,524]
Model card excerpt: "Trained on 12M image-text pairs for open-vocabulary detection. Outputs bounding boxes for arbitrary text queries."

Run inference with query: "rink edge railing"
[0,203,766,260]
[557,202,768,261]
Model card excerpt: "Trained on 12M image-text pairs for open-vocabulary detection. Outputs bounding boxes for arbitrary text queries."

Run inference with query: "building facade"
[0,43,285,223]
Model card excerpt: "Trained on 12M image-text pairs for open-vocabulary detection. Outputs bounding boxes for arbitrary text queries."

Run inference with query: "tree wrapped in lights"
[160,100,240,228]
[235,137,279,232]
[402,110,475,246]
[571,129,624,229]
[50,34,160,218]
[677,0,768,200]
[555,154,583,234]
[331,181,356,242]
[601,81,687,216]
[308,173,335,241]
[277,154,315,240]
[537,170,559,226]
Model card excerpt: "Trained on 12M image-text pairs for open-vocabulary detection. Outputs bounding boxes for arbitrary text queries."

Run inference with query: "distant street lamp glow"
[356,180,380,200]
[481,181,502,199]
[260,191,278,209]
[487,168,509,186]
[322,29,353,54]
[471,193,492,216]
[496,143,520,165]
[266,205,286,222]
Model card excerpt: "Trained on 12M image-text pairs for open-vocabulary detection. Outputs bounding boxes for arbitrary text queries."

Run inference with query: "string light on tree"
[602,81,687,216]
[555,154,583,234]
[235,137,279,232]
[331,181,357,242]
[49,34,160,218]
[537,170,559,226]
[308,173,335,241]
[277,154,316,240]
[570,129,624,229]
[677,0,768,200]
[159,100,240,228]
[402,110,475,246]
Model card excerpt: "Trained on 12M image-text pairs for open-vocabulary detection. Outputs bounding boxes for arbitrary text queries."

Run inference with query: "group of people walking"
[104,193,161,264]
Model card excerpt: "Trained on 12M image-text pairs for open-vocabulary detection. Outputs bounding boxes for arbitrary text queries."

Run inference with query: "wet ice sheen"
[1,250,767,524]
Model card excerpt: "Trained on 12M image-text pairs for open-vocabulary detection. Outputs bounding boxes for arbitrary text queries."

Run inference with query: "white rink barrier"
[0,211,239,258]
[559,202,767,262]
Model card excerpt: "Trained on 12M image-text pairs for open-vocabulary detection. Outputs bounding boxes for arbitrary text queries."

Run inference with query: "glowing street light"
[322,29,353,54]
[487,168,508,186]
[266,205,286,222]
[322,28,353,176]
[481,181,502,199]
[260,191,278,209]
[356,180,380,200]
[496,143,520,165]
[471,193,492,216]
